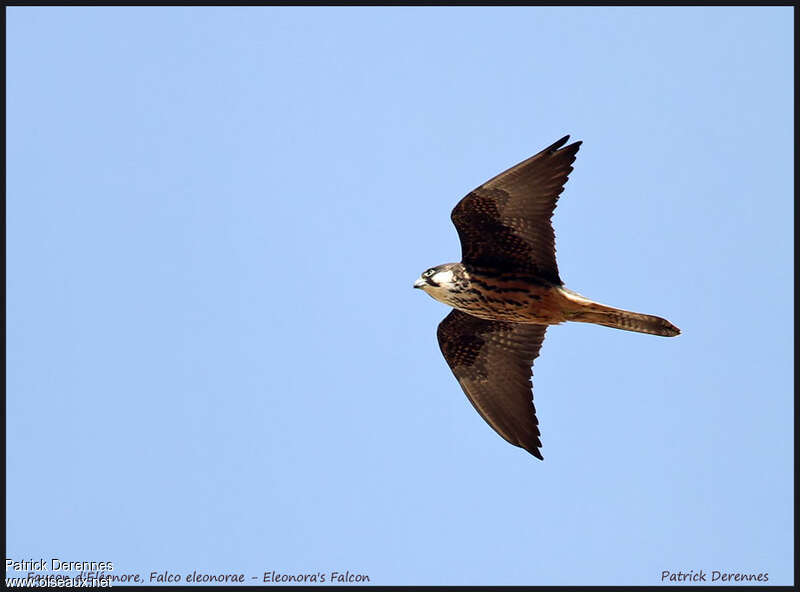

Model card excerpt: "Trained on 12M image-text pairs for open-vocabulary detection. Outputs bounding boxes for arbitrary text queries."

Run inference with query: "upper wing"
[437,309,548,459]
[451,135,581,285]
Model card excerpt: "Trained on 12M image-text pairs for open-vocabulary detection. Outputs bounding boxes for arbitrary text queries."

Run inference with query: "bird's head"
[413,262,469,304]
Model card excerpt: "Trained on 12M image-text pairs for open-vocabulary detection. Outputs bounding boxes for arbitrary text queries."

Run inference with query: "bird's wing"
[451,135,581,285]
[437,309,548,459]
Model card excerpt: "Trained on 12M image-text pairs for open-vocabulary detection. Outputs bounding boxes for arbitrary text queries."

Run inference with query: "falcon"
[414,135,679,460]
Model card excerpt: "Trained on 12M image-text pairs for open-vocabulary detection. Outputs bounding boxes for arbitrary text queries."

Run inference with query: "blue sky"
[6,7,793,586]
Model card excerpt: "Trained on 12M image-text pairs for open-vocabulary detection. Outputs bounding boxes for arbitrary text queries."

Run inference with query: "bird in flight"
[414,136,679,460]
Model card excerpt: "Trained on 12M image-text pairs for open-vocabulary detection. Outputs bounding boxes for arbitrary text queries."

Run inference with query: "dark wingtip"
[522,443,544,460]
[547,135,581,156]
[549,135,570,151]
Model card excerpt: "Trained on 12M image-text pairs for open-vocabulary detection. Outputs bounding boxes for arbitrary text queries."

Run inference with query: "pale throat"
[431,269,455,285]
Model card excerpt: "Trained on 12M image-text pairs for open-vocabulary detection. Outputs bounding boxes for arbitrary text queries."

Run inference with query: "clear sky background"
[6,7,793,587]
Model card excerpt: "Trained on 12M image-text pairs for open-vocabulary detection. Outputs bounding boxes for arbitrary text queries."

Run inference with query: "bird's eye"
[424,269,433,277]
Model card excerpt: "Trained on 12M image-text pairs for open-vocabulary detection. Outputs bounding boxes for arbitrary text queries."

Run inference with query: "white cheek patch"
[432,270,454,285]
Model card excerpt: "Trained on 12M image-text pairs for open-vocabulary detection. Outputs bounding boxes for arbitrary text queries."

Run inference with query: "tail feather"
[561,289,680,337]
[575,307,680,337]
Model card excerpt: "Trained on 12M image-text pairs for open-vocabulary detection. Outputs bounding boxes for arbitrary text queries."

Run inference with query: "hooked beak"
[413,277,426,289]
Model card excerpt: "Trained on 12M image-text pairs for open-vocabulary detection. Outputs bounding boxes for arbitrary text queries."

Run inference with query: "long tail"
[560,288,680,337]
